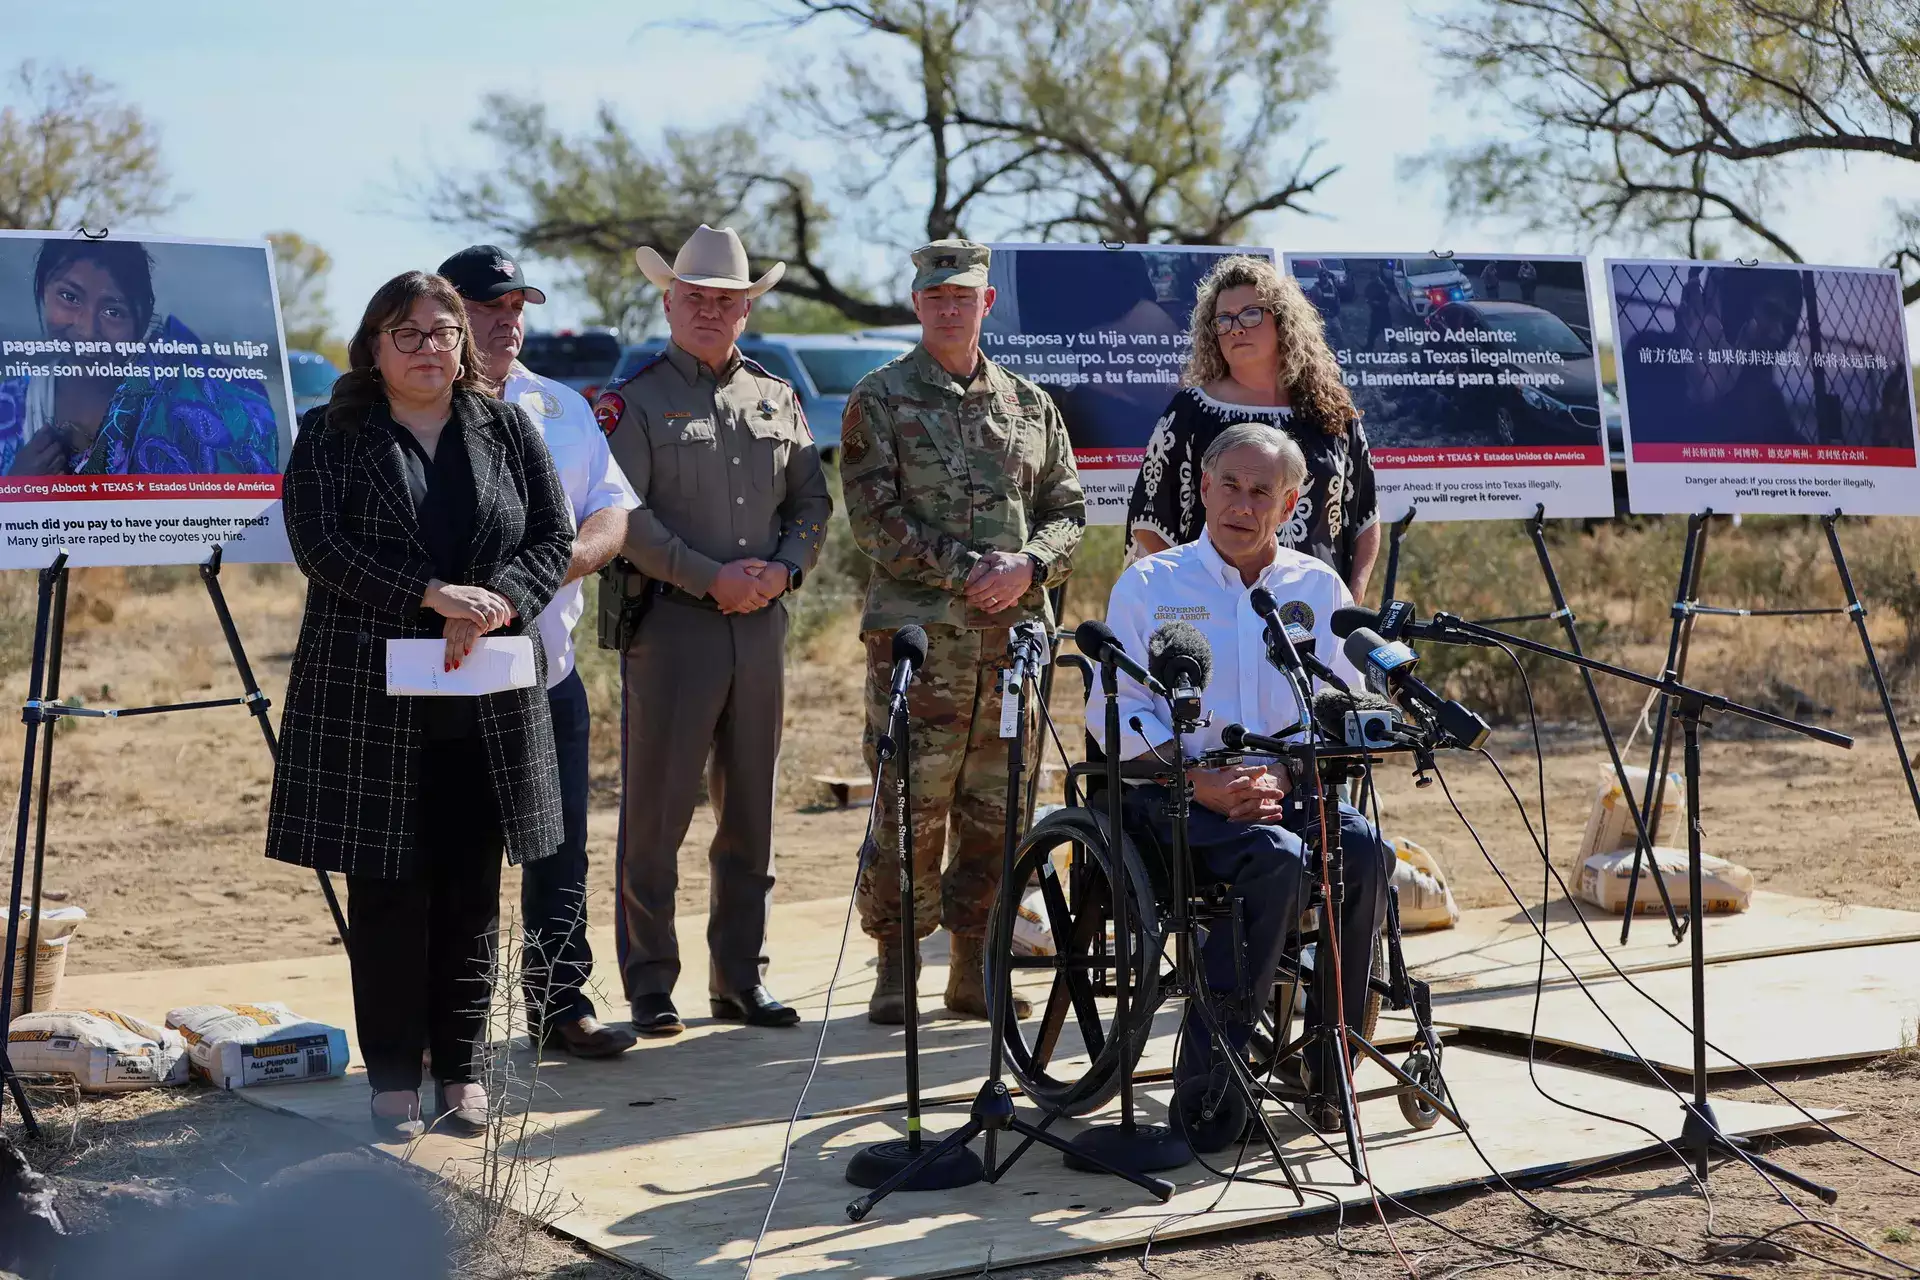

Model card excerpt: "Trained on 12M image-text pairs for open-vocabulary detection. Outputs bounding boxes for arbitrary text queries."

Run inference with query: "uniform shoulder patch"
[592,355,667,437]
[841,396,870,465]
[593,391,626,437]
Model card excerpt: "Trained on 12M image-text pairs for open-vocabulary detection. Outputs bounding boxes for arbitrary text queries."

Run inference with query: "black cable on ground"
[745,752,884,1278]
[1448,636,1918,1277]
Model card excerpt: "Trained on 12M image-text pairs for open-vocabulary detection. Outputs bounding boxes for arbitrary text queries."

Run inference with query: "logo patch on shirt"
[1278,600,1315,631]
[592,391,625,437]
[529,389,561,419]
[1154,604,1209,621]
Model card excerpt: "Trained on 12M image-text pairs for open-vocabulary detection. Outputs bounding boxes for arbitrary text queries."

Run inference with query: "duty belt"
[654,582,722,612]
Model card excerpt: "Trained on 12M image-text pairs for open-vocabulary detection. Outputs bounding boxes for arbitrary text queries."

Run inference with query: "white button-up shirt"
[505,363,639,688]
[1097,531,1362,762]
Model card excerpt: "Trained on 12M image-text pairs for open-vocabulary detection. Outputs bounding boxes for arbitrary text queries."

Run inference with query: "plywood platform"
[1400,890,1920,996]
[1429,941,1920,1075]
[51,894,1866,1279]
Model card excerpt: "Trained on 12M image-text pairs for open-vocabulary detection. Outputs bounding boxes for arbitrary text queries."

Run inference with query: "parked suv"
[607,332,913,455]
[519,328,623,405]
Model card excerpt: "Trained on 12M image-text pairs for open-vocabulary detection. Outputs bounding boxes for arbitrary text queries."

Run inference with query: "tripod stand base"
[846,1137,985,1191]
[1680,1102,1837,1205]
[1064,1121,1192,1174]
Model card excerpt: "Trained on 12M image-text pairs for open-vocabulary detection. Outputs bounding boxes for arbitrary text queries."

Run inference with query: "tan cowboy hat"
[634,224,785,298]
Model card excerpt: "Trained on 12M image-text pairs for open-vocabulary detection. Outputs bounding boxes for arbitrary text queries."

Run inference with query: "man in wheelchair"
[1099,423,1392,1140]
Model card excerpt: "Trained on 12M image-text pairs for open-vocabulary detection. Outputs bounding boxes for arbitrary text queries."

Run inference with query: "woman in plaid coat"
[266,270,573,1139]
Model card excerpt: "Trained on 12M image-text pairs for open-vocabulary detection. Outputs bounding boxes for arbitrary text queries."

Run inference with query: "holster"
[597,556,655,652]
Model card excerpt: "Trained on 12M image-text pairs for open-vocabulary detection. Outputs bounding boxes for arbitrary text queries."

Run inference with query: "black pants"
[347,737,504,1093]
[1124,786,1390,1091]
[520,669,595,1029]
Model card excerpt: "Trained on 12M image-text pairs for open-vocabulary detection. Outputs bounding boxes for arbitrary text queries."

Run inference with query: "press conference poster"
[982,243,1271,523]
[0,230,297,568]
[1608,258,1920,516]
[1284,251,1613,521]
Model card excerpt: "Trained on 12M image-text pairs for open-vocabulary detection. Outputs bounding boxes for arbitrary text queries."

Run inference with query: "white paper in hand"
[386,636,536,696]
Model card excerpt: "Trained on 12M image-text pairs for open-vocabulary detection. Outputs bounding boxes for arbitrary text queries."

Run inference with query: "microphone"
[1340,626,1491,749]
[1220,722,1293,756]
[889,624,928,706]
[1332,602,1493,648]
[1073,619,1169,697]
[1253,587,1351,691]
[1310,686,1406,749]
[1007,619,1050,686]
[1147,621,1211,727]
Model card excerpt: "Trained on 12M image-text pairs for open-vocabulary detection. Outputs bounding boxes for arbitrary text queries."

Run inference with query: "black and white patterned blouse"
[1124,387,1377,577]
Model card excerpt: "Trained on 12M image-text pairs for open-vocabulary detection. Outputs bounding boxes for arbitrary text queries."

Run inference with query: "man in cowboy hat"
[597,224,832,1034]
[839,238,1085,1023]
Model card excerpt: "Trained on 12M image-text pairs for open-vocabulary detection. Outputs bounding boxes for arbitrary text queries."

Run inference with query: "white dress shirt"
[504,363,640,688]
[1097,531,1362,762]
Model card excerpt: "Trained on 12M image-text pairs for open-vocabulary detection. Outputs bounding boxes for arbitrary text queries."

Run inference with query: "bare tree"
[423,0,1338,327]
[1428,0,1920,303]
[266,231,339,355]
[0,61,176,231]
[421,96,912,330]
[779,0,1338,245]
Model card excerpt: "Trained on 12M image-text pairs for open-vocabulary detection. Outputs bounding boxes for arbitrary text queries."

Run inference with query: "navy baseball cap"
[438,244,548,304]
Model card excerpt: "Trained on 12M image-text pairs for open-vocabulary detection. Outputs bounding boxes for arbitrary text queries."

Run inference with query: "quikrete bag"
[165,1002,350,1090]
[6,1008,189,1093]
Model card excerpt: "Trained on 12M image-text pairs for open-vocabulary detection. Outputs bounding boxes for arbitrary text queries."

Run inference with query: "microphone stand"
[1420,611,1842,1202]
[847,665,986,1197]
[849,646,1174,1220]
[1065,652,1193,1174]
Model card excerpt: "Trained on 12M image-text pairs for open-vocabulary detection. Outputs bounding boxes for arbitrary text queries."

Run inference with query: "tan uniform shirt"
[598,342,831,595]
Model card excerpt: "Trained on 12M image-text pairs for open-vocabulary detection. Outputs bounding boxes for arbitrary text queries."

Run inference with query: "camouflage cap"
[911,238,991,291]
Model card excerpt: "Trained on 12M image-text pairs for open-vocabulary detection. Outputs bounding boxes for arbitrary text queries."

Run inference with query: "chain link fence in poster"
[1609,259,1920,515]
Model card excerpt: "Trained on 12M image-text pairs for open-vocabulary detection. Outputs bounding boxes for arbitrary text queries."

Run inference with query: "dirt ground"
[7,566,1916,977]
[5,566,1920,1278]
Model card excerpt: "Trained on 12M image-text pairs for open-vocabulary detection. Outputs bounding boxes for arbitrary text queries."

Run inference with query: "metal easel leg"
[1377,507,1416,606]
[1621,511,1710,940]
[1822,511,1920,827]
[199,548,347,946]
[1523,507,1681,940]
[1,557,66,1138]
[19,569,69,1011]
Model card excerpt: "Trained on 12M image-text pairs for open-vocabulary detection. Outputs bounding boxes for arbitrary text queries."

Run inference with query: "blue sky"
[10,0,1916,353]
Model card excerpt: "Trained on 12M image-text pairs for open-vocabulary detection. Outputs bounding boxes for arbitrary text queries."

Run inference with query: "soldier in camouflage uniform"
[840,238,1086,1023]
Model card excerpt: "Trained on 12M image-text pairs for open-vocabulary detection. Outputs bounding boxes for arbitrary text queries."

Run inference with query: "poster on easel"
[1284,251,1615,522]
[0,231,297,568]
[1608,258,1920,515]
[981,242,1272,524]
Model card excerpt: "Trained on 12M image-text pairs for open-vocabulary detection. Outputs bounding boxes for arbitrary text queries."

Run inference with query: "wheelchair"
[983,694,1450,1133]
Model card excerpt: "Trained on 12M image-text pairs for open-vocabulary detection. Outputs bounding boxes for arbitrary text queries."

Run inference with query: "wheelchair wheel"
[1397,1049,1446,1130]
[986,806,1164,1117]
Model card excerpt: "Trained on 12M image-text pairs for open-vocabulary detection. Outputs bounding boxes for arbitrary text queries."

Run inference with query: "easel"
[1376,503,1686,940]
[1617,507,1920,934]
[1,546,347,1135]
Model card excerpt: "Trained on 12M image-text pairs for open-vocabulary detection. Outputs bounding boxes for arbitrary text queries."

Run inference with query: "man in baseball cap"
[438,243,641,1060]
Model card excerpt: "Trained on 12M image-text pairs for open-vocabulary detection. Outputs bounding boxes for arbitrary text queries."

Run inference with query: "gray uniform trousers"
[614,595,787,1000]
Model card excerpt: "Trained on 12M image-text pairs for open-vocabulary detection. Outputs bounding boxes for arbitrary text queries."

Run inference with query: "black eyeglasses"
[385,325,463,354]
[1212,305,1271,336]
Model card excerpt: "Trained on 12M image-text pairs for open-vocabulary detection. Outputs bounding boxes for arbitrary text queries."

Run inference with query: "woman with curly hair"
[1124,255,1379,596]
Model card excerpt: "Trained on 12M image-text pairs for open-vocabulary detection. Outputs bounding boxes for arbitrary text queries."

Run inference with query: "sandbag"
[1575,847,1754,915]
[7,906,85,1015]
[165,1003,350,1090]
[1575,764,1686,877]
[1391,837,1460,932]
[5,1008,189,1092]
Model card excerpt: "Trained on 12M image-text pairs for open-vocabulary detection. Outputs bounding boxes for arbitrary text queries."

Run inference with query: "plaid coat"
[265,390,574,879]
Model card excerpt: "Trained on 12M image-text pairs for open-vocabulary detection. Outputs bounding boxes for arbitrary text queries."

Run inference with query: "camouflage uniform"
[841,240,1086,943]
